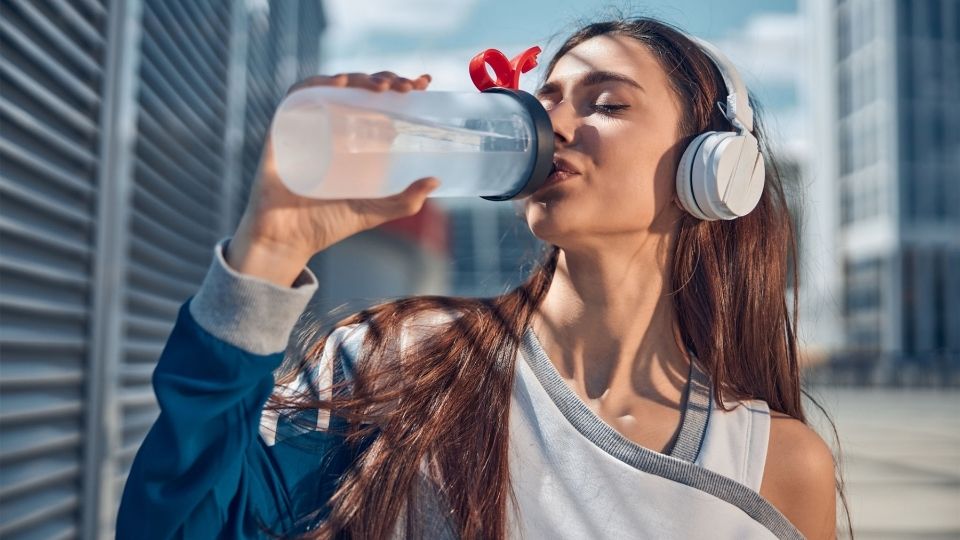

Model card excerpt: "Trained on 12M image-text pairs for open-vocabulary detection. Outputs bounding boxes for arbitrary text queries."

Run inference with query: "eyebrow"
[534,70,644,98]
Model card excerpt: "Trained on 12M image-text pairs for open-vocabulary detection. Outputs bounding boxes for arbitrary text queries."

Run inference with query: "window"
[863,59,876,106]
[844,256,884,350]
[897,0,914,38]
[841,179,854,225]
[927,0,943,40]
[839,66,852,117]
[448,208,477,291]
[840,122,854,175]
[837,6,851,60]
[933,249,947,350]
[496,204,540,284]
[900,249,917,355]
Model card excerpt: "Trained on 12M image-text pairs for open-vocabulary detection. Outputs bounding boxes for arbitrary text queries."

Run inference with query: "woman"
[117,16,849,540]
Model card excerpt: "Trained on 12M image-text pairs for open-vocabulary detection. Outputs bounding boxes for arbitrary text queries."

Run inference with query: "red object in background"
[469,45,542,91]
[378,201,449,256]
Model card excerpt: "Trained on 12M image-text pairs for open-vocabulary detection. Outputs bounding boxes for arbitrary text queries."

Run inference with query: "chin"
[524,199,579,245]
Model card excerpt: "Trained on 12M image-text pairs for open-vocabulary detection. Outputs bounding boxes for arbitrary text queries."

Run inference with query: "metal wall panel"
[0,1,108,537]
[297,0,323,81]
[0,1,327,537]
[107,4,234,533]
[235,2,298,221]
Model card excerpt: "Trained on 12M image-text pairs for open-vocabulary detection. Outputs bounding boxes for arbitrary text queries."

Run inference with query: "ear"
[671,195,684,211]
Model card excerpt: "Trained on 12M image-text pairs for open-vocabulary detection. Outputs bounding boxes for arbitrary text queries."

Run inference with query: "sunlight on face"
[524,34,687,249]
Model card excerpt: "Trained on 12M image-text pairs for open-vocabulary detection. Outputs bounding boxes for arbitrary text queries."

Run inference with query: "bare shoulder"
[759,411,837,540]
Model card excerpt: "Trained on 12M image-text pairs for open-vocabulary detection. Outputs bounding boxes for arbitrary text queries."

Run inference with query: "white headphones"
[675,37,765,221]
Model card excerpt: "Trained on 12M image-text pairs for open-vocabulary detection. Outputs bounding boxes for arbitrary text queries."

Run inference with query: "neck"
[530,236,691,408]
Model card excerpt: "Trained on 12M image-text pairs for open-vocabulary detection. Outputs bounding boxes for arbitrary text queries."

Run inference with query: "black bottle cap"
[478,88,555,201]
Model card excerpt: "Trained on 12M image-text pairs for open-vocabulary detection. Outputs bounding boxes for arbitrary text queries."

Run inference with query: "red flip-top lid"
[469,45,542,91]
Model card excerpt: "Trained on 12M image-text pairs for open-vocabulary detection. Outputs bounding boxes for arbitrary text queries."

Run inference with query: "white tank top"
[261,318,802,539]
[500,326,800,539]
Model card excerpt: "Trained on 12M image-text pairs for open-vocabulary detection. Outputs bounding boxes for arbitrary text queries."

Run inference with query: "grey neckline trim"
[519,327,804,540]
[669,346,713,462]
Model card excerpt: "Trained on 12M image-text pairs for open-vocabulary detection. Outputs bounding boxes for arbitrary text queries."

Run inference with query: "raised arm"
[116,70,436,539]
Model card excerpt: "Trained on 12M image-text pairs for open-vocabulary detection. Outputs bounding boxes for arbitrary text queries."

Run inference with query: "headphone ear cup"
[699,133,765,219]
[692,131,737,220]
[675,132,716,221]
[720,133,765,217]
[678,131,766,221]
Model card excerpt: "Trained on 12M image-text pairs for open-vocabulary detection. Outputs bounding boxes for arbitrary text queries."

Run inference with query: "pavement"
[804,387,960,539]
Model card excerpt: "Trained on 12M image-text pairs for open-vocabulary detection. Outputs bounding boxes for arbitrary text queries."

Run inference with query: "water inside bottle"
[273,101,534,199]
[322,151,531,198]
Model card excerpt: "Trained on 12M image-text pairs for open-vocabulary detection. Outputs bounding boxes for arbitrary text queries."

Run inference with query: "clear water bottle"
[268,86,554,200]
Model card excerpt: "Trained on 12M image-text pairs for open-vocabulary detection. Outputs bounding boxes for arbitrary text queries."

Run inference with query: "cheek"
[523,120,683,239]
[598,140,668,210]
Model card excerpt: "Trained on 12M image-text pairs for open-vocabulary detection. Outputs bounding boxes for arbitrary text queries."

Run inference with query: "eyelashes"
[538,100,631,116]
[592,104,629,115]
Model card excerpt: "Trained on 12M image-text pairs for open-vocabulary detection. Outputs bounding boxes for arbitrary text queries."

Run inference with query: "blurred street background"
[0,0,957,538]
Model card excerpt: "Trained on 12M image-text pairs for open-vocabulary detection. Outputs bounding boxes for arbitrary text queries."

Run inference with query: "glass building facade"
[833,0,959,369]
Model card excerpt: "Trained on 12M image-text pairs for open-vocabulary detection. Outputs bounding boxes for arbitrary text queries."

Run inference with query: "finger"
[371,79,393,92]
[368,77,392,91]
[316,72,387,91]
[334,72,386,91]
[368,72,395,89]
[286,73,348,95]
[404,176,441,195]
[390,77,415,92]
[412,74,432,90]
[377,177,441,220]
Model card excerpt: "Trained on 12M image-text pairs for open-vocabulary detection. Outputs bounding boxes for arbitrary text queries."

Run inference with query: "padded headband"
[688,36,754,133]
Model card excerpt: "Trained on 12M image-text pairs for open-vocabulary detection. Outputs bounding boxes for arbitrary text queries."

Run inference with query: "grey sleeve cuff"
[188,237,319,355]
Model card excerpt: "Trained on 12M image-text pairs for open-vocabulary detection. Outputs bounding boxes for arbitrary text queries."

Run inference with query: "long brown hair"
[264,15,851,540]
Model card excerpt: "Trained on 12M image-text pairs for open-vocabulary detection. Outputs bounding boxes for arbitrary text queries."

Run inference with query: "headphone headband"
[675,34,765,222]
[688,36,754,133]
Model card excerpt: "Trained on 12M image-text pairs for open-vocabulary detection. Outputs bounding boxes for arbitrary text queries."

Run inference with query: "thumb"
[404,176,441,197]
[379,177,441,220]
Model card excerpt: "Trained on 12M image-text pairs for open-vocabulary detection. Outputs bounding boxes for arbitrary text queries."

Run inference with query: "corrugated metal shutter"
[296,0,322,81]
[0,1,109,537]
[1,2,327,537]
[110,0,235,514]
[234,5,280,218]
[232,0,324,225]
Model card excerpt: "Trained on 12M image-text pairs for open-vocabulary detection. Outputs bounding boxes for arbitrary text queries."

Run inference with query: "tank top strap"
[693,387,772,491]
[667,356,712,462]
[741,398,771,491]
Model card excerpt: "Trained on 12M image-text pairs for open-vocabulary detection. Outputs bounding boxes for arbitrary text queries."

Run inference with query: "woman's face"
[524,34,687,248]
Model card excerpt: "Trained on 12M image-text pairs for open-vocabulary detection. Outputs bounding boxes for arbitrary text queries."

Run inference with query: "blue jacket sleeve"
[115,239,360,539]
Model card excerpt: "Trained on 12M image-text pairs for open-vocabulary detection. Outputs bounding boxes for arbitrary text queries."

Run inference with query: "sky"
[317,0,804,148]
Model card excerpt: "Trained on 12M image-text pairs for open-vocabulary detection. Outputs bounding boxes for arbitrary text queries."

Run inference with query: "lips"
[551,156,580,175]
[534,155,583,194]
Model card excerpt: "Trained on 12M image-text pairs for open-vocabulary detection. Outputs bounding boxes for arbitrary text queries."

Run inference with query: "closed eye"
[593,104,629,115]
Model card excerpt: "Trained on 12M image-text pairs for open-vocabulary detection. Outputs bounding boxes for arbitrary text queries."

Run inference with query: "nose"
[543,100,575,145]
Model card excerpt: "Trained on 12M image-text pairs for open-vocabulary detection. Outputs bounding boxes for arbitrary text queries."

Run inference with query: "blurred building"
[310,201,452,318]
[439,199,544,298]
[797,0,844,370]
[805,0,960,382]
[776,137,844,368]
[0,1,329,537]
